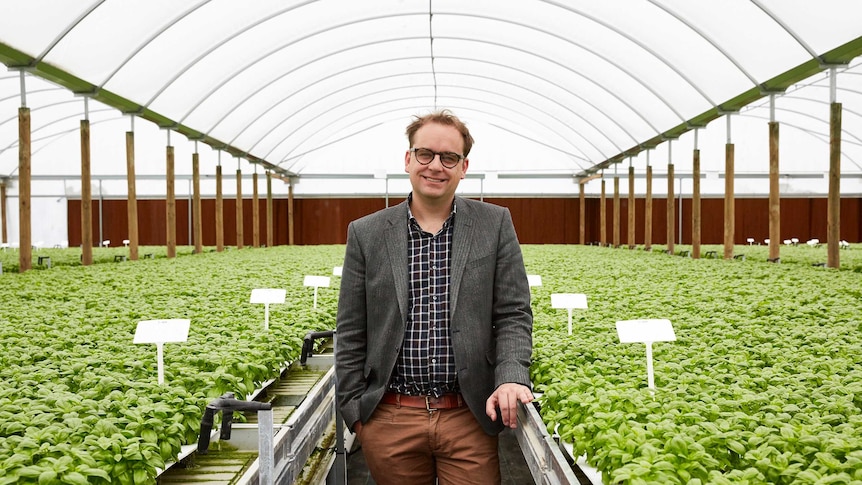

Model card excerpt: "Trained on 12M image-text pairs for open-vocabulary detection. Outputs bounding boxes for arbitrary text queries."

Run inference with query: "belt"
[381,392,466,411]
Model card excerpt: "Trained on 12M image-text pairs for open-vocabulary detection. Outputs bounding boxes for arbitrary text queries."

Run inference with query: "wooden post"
[645,164,652,251]
[236,168,244,249]
[578,182,585,245]
[627,165,635,249]
[599,178,606,246]
[192,152,202,254]
[692,149,701,259]
[80,119,92,266]
[215,165,224,252]
[828,102,841,268]
[266,172,274,248]
[125,131,139,260]
[769,121,780,262]
[612,176,620,247]
[252,172,260,248]
[724,143,735,259]
[18,107,32,272]
[0,182,7,244]
[288,179,295,245]
[666,163,674,254]
[165,145,176,258]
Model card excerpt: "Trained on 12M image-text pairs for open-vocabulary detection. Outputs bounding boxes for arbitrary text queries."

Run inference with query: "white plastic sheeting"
[1,0,861,199]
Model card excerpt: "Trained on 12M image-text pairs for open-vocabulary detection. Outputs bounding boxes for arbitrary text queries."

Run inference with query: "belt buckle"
[425,396,438,412]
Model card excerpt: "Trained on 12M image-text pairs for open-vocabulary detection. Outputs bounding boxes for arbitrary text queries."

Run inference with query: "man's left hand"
[485,383,533,429]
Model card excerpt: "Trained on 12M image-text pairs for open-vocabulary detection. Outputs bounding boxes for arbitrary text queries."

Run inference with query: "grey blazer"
[335,196,533,435]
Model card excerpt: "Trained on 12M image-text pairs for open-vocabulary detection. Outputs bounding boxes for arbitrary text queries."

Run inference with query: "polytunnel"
[1,0,862,258]
[2,3,862,485]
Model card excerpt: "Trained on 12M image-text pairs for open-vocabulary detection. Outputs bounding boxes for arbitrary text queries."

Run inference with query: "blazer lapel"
[384,201,410,324]
[449,197,474,318]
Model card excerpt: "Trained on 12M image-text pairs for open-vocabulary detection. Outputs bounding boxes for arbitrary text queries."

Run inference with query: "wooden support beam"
[666,163,674,254]
[192,152,202,254]
[724,143,735,259]
[828,102,841,268]
[599,178,606,246]
[769,121,781,262]
[165,146,176,258]
[645,165,652,251]
[0,182,7,245]
[692,149,701,259]
[627,166,635,249]
[252,172,260,248]
[18,108,31,272]
[578,182,585,245]
[215,165,224,252]
[266,172,274,248]
[80,119,92,266]
[236,169,244,249]
[613,176,620,248]
[125,131,139,260]
[288,179,294,245]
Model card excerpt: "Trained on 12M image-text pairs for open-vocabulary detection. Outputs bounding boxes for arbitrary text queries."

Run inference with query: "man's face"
[404,122,469,204]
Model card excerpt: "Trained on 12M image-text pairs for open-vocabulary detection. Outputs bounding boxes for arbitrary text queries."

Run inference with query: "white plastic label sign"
[333,266,343,276]
[304,275,331,287]
[250,288,286,304]
[615,319,676,343]
[527,275,542,287]
[551,293,587,309]
[134,319,190,344]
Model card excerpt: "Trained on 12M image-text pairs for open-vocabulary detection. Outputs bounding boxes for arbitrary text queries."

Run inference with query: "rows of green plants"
[0,246,343,484]
[0,245,202,273]
[526,245,862,484]
[2,242,860,484]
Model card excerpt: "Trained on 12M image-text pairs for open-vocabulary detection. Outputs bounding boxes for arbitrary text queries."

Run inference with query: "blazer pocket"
[467,253,494,269]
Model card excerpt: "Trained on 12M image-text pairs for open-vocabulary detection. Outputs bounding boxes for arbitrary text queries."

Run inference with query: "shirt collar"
[406,192,457,223]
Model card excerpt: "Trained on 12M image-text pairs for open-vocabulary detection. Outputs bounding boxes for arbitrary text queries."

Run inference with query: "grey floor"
[345,427,535,484]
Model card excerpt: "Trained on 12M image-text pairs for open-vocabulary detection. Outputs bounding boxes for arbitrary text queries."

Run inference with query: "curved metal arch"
[541,0,729,103]
[2,109,119,177]
[737,111,861,170]
[282,104,592,175]
[244,75,608,162]
[645,0,759,85]
[183,11,688,139]
[213,54,640,154]
[0,98,83,129]
[437,11,695,121]
[271,84,599,164]
[145,10,422,109]
[208,32,660,158]
[751,0,819,58]
[34,0,106,62]
[96,0,214,88]
[257,70,621,156]
[275,94,594,173]
[0,86,67,104]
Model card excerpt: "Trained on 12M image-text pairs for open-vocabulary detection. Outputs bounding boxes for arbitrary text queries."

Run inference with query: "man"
[335,110,533,484]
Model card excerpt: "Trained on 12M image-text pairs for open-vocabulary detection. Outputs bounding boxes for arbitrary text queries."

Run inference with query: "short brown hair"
[405,109,474,157]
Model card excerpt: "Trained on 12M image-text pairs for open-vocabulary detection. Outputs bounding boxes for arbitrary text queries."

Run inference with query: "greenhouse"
[1,1,861,484]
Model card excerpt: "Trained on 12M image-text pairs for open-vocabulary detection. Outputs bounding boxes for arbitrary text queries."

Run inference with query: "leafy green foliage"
[0,245,341,484]
[526,245,862,484]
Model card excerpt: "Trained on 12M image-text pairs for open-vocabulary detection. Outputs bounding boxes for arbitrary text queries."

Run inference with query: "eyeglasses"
[410,148,464,169]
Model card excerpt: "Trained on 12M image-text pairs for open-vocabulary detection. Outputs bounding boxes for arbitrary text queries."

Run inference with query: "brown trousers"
[358,403,501,485]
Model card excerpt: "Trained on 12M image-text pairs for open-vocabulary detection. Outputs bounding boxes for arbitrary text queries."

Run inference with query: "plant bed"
[0,246,342,484]
[525,245,862,484]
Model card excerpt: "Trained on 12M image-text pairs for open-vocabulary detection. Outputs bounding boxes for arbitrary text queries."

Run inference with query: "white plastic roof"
[1,0,862,197]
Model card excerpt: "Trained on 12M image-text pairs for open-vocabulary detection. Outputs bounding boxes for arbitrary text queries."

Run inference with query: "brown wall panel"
[68,196,862,248]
